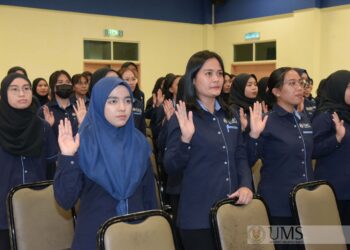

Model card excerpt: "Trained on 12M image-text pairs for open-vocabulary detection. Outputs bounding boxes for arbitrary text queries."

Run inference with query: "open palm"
[58,118,80,156]
[175,101,195,143]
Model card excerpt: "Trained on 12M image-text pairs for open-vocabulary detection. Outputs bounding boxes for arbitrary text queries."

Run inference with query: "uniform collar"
[273,104,301,120]
[197,99,221,112]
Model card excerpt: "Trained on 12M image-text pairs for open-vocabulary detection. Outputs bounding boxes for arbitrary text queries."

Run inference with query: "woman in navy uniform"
[54,77,157,250]
[164,50,253,250]
[312,70,350,229]
[247,67,314,250]
[0,73,57,249]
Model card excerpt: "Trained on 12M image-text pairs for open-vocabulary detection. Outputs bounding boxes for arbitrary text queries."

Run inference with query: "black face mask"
[55,84,73,99]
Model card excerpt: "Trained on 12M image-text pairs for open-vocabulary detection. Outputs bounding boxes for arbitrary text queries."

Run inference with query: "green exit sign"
[244,32,260,40]
[104,29,123,37]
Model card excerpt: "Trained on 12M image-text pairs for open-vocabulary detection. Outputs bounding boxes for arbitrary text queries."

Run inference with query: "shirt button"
[218,131,221,135]
[294,125,297,128]
[213,117,216,121]
[302,174,306,177]
[187,146,191,150]
[298,136,301,139]
[224,161,228,165]
[301,149,304,152]
[225,178,229,182]
[222,145,226,149]
[70,161,75,165]
[24,170,28,174]
[301,161,305,164]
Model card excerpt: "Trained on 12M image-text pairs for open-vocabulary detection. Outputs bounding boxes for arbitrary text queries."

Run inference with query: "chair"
[211,196,275,250]
[97,209,177,250]
[7,181,75,250]
[291,181,347,250]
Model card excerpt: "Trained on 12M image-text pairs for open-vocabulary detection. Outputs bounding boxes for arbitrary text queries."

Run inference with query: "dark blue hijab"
[78,77,151,215]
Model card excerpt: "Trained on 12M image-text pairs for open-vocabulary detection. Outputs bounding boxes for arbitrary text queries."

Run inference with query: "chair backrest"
[211,196,275,250]
[7,181,75,250]
[97,210,176,250]
[291,181,346,250]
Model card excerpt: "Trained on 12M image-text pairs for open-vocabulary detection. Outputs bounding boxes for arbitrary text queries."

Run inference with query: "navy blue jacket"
[0,120,57,229]
[39,100,79,138]
[164,101,252,229]
[247,104,314,217]
[54,155,157,250]
[312,111,350,200]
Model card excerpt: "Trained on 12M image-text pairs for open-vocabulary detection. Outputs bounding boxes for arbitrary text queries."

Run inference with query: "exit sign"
[104,29,123,37]
[245,32,260,40]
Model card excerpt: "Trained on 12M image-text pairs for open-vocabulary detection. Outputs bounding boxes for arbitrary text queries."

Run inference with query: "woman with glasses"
[0,74,58,249]
[248,67,314,250]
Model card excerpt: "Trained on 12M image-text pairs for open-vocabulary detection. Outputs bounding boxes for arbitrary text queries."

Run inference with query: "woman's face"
[122,70,138,92]
[273,70,304,106]
[104,85,132,128]
[56,74,71,87]
[222,75,232,94]
[193,58,224,102]
[344,83,350,105]
[73,76,89,96]
[7,78,32,109]
[36,80,49,96]
[244,77,258,99]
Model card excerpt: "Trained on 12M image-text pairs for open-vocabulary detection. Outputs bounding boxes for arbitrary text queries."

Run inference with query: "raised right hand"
[58,118,80,156]
[175,101,195,143]
[43,105,55,127]
[249,102,268,139]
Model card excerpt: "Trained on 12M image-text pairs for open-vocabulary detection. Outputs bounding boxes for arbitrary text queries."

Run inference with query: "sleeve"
[53,154,84,210]
[142,161,158,210]
[312,112,341,158]
[163,115,192,175]
[150,106,165,141]
[43,121,58,163]
[235,130,253,190]
[246,135,263,167]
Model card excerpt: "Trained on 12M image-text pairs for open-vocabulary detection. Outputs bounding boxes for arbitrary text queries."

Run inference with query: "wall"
[0,5,205,97]
[213,5,350,93]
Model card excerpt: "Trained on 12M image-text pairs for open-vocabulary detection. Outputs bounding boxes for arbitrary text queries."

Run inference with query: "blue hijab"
[78,77,151,215]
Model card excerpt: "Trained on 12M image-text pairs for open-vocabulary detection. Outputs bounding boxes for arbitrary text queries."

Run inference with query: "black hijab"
[0,73,43,156]
[230,73,257,112]
[32,77,49,106]
[317,70,350,124]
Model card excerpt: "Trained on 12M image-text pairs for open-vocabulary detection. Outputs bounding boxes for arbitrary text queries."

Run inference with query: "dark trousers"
[180,228,216,250]
[0,229,10,250]
[270,216,304,250]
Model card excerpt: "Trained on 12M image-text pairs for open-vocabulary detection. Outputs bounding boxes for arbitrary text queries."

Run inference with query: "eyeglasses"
[8,85,32,95]
[284,79,306,88]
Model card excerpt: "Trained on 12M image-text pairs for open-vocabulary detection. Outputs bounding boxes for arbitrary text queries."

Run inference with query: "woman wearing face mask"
[32,77,50,106]
[247,67,313,250]
[164,50,253,250]
[0,74,58,249]
[312,70,350,232]
[119,67,147,135]
[40,70,86,139]
[54,77,157,250]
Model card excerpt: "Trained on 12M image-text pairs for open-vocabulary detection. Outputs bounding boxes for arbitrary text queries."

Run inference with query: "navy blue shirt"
[164,101,252,229]
[133,99,146,135]
[0,119,58,229]
[303,98,317,121]
[247,104,314,217]
[312,111,350,200]
[54,155,158,250]
[39,100,79,138]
